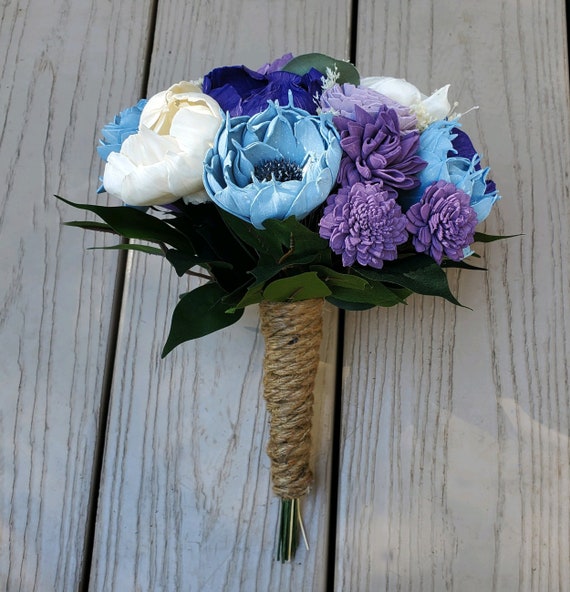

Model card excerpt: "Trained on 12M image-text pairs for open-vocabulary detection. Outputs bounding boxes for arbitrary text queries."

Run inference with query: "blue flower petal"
[286,170,334,219]
[471,192,501,222]
[250,181,311,228]
[239,142,282,171]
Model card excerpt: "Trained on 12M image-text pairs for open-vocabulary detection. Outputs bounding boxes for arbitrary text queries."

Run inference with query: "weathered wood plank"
[335,1,570,590]
[88,1,351,590]
[0,1,155,590]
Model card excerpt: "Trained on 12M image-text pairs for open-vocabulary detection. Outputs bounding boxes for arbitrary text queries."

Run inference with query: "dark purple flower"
[451,127,497,195]
[405,180,478,264]
[320,83,417,132]
[319,182,409,269]
[256,53,294,75]
[202,64,323,116]
[334,105,426,197]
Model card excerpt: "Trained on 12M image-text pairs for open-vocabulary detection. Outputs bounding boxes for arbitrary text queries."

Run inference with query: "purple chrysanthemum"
[319,182,409,269]
[320,83,417,132]
[406,180,478,264]
[334,105,426,197]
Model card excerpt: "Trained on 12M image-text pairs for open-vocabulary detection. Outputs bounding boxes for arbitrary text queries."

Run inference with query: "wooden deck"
[2,0,569,590]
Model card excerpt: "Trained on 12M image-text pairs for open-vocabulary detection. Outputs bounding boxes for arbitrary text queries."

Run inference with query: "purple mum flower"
[202,64,322,116]
[320,83,417,132]
[334,105,426,197]
[319,182,409,269]
[406,180,478,264]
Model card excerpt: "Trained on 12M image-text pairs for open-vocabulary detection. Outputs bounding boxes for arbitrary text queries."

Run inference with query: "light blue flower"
[203,98,342,229]
[400,119,500,222]
[97,99,147,162]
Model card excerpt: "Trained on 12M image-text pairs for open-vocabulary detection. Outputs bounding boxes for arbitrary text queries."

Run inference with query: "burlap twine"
[259,298,324,500]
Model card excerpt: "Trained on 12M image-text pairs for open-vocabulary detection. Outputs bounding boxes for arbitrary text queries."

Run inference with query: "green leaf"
[161,283,243,357]
[218,211,330,268]
[88,243,164,256]
[261,217,330,263]
[262,271,332,301]
[64,220,117,233]
[354,255,464,306]
[56,196,192,251]
[282,52,360,85]
[218,209,283,260]
[310,265,370,290]
[164,249,231,277]
[328,282,406,307]
[325,296,375,311]
[473,231,519,243]
[441,259,487,271]
[232,283,265,310]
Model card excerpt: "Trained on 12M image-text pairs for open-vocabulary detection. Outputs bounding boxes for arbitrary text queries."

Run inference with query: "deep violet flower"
[202,64,323,116]
[319,83,417,132]
[319,182,409,269]
[405,180,478,264]
[451,127,497,196]
[334,105,426,197]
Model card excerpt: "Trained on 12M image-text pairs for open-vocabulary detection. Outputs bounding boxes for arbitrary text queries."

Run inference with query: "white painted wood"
[89,1,350,590]
[336,1,570,591]
[0,1,155,590]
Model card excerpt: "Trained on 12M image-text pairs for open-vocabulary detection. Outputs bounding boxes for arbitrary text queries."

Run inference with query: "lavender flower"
[256,53,294,75]
[320,83,417,132]
[406,180,478,264]
[334,105,426,197]
[319,182,409,269]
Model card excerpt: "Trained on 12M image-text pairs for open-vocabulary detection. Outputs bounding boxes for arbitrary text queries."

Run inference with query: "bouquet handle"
[259,298,324,560]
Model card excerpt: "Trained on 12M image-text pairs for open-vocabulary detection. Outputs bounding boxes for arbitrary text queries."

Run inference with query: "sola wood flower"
[203,99,342,228]
[406,179,478,264]
[319,182,409,268]
[319,82,417,132]
[103,82,222,206]
[334,105,426,196]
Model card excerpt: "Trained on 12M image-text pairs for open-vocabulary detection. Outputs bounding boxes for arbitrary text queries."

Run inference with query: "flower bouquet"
[59,52,504,561]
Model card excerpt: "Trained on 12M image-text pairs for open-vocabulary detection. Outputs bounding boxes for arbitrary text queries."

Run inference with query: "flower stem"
[275,498,309,562]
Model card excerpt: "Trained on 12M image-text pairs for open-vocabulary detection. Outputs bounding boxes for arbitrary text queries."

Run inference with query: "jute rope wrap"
[259,298,324,499]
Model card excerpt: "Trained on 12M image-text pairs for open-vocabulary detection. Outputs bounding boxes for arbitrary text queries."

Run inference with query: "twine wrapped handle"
[259,298,324,500]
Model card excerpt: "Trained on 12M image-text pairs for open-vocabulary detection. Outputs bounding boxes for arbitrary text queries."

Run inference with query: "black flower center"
[254,158,302,182]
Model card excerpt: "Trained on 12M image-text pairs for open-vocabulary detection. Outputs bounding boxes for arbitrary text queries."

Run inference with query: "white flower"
[103,82,222,206]
[360,76,452,130]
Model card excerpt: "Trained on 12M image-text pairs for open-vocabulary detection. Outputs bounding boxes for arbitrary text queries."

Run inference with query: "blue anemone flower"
[203,98,342,229]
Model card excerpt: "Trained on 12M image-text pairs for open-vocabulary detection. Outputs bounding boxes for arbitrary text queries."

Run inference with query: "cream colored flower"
[360,76,452,130]
[103,82,222,206]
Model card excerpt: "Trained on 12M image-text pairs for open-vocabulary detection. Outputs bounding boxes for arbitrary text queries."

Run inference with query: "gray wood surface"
[335,1,570,591]
[1,0,568,590]
[0,1,155,590]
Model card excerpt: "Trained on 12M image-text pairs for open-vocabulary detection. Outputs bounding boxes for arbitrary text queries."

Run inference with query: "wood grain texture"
[88,0,350,589]
[335,1,570,591]
[0,1,155,590]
